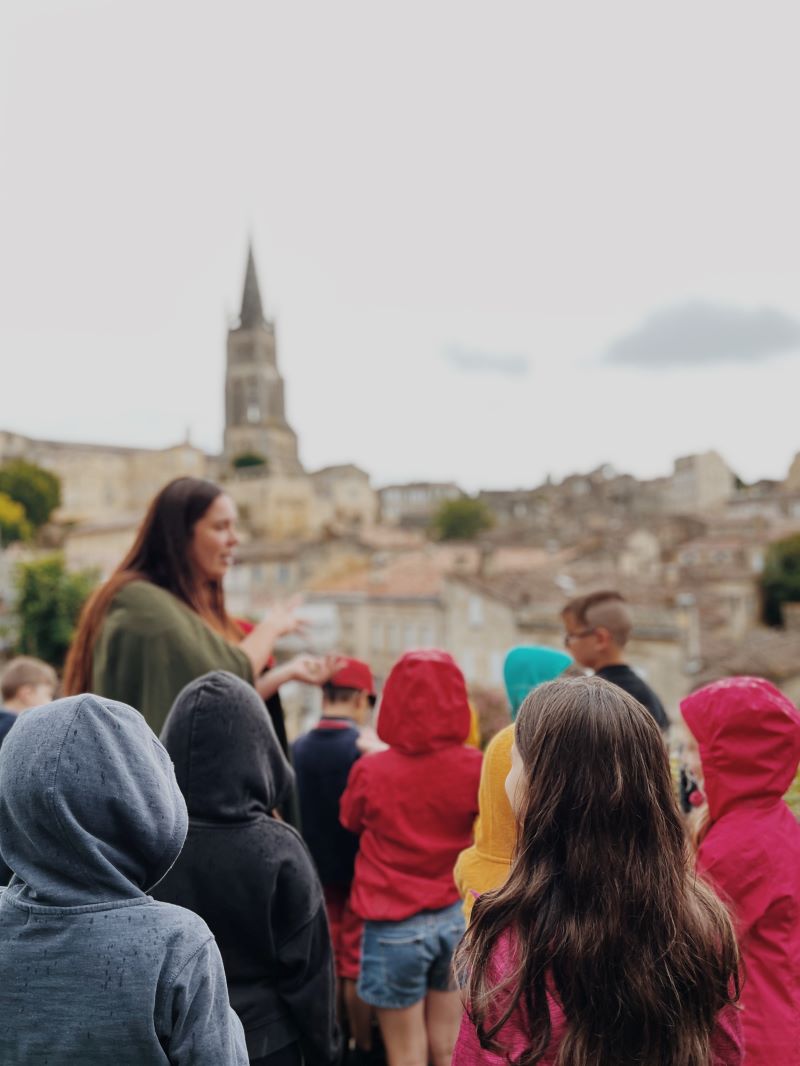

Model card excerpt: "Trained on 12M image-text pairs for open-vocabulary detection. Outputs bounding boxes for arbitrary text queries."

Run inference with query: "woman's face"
[188,493,239,583]
[505,740,526,815]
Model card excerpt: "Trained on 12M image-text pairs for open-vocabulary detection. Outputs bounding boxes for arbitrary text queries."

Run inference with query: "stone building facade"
[0,431,207,525]
[378,482,464,527]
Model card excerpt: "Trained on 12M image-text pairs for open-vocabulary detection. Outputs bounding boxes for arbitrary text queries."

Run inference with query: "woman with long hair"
[454,675,742,1066]
[64,477,334,738]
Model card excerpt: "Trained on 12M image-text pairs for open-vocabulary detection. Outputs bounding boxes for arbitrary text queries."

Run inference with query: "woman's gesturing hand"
[286,654,344,686]
[255,654,345,700]
[240,595,307,677]
[262,595,307,639]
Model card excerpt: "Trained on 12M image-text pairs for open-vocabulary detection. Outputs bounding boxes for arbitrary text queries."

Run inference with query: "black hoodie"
[153,671,340,1065]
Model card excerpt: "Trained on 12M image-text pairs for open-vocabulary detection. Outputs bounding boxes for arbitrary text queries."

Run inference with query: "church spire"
[239,242,265,328]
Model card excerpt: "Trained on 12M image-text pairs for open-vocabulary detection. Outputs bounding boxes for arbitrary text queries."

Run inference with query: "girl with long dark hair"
[454,676,742,1066]
[64,477,335,737]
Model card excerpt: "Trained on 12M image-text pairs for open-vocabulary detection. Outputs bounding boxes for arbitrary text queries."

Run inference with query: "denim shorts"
[357,901,465,1009]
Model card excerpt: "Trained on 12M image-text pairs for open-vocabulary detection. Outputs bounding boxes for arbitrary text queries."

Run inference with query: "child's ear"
[595,626,614,650]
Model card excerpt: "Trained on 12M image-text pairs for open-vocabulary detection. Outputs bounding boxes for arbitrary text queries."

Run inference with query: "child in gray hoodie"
[0,692,248,1064]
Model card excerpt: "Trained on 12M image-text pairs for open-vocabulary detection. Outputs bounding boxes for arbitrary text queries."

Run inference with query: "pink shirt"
[453,933,744,1066]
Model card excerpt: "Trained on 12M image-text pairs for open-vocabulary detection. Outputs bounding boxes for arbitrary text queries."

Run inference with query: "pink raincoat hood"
[681,676,800,820]
[377,650,470,754]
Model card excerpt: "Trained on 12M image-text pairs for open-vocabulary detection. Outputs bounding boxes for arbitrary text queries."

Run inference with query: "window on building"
[276,564,290,586]
[403,624,416,649]
[490,651,504,684]
[371,621,383,651]
[387,623,400,652]
[462,650,476,682]
[468,596,484,627]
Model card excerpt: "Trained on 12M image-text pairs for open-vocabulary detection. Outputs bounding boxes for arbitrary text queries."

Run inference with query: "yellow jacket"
[453,723,516,919]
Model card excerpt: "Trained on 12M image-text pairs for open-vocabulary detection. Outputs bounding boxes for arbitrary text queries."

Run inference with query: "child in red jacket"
[340,650,482,1066]
[682,676,800,1066]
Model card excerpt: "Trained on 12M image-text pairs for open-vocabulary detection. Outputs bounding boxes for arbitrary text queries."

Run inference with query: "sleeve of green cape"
[91,582,254,737]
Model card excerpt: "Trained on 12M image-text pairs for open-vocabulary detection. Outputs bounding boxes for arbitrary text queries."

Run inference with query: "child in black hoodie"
[153,670,340,1066]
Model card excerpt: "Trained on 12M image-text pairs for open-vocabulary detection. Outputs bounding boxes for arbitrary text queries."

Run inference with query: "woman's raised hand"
[286,654,344,686]
[262,594,307,639]
[240,595,307,677]
[255,654,345,700]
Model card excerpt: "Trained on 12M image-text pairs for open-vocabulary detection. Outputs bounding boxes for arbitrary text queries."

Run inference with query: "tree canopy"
[0,460,61,530]
[15,554,97,668]
[761,533,800,627]
[232,452,268,470]
[431,497,493,541]
[0,492,31,544]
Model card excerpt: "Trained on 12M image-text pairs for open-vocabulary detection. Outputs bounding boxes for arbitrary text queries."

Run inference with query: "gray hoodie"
[0,693,248,1065]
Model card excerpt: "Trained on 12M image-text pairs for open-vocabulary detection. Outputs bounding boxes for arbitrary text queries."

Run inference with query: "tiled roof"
[309,553,444,599]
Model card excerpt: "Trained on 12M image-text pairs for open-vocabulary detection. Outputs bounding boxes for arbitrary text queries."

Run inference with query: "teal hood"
[503,645,572,720]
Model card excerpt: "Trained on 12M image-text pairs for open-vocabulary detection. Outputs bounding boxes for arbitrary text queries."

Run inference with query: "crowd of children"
[0,585,799,1065]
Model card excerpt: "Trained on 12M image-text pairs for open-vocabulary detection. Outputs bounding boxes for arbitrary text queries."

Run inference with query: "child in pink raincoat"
[682,676,800,1066]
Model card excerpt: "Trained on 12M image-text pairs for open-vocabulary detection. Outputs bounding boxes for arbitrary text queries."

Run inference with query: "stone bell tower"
[223,245,303,474]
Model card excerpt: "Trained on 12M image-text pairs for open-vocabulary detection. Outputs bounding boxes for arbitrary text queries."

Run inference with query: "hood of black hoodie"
[160,671,294,821]
[0,694,188,907]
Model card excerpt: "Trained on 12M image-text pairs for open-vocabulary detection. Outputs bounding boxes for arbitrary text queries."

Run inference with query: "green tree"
[761,533,800,627]
[15,554,97,668]
[431,497,493,541]
[0,460,61,529]
[232,452,268,471]
[0,491,32,544]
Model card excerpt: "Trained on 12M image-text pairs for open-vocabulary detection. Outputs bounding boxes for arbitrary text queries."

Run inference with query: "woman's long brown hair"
[456,676,739,1066]
[63,477,242,694]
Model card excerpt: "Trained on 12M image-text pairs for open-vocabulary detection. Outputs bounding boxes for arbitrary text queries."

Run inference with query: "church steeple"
[239,243,265,329]
[224,242,303,474]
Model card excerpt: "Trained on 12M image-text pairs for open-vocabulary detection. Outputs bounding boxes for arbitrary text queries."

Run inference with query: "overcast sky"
[2,1,800,492]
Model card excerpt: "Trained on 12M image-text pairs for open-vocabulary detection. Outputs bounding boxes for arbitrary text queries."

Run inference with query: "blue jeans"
[357,901,465,1009]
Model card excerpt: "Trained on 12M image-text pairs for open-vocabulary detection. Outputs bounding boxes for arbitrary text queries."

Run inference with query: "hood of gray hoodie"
[160,671,295,821]
[0,694,188,907]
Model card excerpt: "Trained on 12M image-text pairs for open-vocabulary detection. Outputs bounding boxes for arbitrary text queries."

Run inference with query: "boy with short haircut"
[292,658,378,1060]
[561,590,669,731]
[0,692,248,1063]
[0,656,57,745]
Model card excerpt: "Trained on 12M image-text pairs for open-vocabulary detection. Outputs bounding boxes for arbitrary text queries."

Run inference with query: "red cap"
[329,657,375,696]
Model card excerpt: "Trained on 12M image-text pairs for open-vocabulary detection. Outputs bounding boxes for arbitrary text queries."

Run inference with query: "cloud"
[605,302,800,368]
[444,344,530,377]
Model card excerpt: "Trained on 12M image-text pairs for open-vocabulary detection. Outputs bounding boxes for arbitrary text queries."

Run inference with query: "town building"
[667,450,736,513]
[378,481,464,527]
[0,431,207,526]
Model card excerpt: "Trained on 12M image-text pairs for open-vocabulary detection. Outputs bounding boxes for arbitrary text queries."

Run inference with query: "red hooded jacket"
[682,677,800,1066]
[340,650,482,921]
